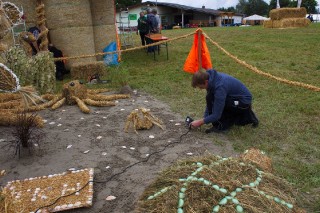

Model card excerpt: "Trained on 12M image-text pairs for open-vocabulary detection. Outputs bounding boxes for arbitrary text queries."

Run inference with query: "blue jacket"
[203,69,252,124]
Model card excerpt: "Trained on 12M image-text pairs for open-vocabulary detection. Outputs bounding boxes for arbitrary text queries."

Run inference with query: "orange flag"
[183,29,212,74]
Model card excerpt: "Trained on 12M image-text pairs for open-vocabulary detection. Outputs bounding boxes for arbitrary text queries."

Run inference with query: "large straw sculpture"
[0,79,130,115]
[137,153,305,213]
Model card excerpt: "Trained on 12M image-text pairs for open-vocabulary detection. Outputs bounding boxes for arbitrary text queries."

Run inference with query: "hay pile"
[264,8,310,28]
[70,61,106,80]
[137,154,305,213]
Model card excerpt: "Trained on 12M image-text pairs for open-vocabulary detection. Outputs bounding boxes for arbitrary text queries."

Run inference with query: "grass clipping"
[136,154,305,213]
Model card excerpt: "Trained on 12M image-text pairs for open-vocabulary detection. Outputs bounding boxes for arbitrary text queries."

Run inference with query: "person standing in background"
[152,8,161,33]
[137,11,148,46]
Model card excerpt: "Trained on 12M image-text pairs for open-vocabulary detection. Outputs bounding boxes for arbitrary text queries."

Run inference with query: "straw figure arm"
[87,93,130,101]
[83,99,116,107]
[72,96,90,114]
[51,96,66,110]
[36,0,48,51]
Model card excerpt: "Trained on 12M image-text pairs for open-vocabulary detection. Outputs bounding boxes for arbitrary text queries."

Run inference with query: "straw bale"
[44,0,93,30]
[70,61,106,80]
[93,25,116,61]
[269,7,307,20]
[263,20,273,28]
[90,0,115,26]
[49,27,96,70]
[269,18,310,28]
[137,155,305,213]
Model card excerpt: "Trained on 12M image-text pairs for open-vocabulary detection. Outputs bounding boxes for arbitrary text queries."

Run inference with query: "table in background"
[145,34,169,60]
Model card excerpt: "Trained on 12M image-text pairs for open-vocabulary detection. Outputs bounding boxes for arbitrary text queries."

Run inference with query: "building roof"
[143,1,221,15]
[243,14,270,21]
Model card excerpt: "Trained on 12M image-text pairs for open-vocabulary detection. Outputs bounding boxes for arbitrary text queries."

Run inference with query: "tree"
[217,6,237,12]
[236,0,269,16]
[115,0,141,10]
[269,0,318,13]
[269,0,293,10]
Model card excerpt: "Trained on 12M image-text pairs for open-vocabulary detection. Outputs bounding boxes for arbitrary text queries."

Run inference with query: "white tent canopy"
[243,14,270,21]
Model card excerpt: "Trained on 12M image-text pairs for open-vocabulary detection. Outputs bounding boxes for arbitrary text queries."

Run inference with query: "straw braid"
[53,29,319,92]
[53,32,195,61]
[202,32,320,92]
[35,2,48,51]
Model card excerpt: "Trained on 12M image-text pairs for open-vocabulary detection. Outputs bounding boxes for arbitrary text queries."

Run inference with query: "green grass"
[61,24,320,211]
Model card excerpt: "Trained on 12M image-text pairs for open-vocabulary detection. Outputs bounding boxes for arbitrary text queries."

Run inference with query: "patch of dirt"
[0,91,236,213]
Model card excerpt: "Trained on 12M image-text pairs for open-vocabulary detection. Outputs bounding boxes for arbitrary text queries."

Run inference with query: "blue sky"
[142,0,320,10]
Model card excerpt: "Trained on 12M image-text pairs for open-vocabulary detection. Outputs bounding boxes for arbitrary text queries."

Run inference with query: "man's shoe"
[252,119,259,128]
[205,126,227,134]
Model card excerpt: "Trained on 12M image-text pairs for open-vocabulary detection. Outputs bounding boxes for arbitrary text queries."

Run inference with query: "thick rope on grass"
[54,29,319,92]
[202,32,320,92]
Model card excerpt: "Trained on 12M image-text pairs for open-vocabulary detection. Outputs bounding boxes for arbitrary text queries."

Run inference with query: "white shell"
[106,195,116,201]
[105,166,110,169]
[83,150,90,154]
[130,147,135,150]
[101,152,107,156]
[149,135,155,139]
[67,145,72,149]
[95,124,101,127]
[49,122,55,125]
[57,124,62,127]
[120,108,125,111]
[121,146,127,149]
[175,123,181,126]
[186,152,193,155]
[43,120,47,123]
[97,136,102,139]
[78,135,82,137]
[80,117,84,120]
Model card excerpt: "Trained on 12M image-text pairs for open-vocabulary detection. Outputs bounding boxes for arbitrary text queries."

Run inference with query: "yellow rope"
[202,32,320,92]
[54,29,319,92]
[54,32,195,61]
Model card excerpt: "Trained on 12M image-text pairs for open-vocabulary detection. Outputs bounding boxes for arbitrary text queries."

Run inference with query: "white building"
[116,1,244,31]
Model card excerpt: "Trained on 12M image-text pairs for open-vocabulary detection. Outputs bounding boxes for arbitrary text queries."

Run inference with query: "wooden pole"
[197,29,202,71]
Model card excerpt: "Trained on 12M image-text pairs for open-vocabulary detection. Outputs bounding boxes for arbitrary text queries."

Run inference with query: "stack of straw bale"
[264,7,310,28]
[45,0,96,69]
[70,61,106,80]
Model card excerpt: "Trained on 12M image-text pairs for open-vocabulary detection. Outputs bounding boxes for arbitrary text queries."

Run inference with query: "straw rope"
[54,29,319,92]
[35,2,48,51]
[53,32,195,61]
[202,32,320,92]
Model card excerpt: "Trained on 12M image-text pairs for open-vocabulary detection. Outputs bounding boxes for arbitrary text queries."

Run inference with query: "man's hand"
[190,119,204,129]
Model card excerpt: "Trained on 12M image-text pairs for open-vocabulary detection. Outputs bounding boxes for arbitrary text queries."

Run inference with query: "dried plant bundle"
[125,108,165,134]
